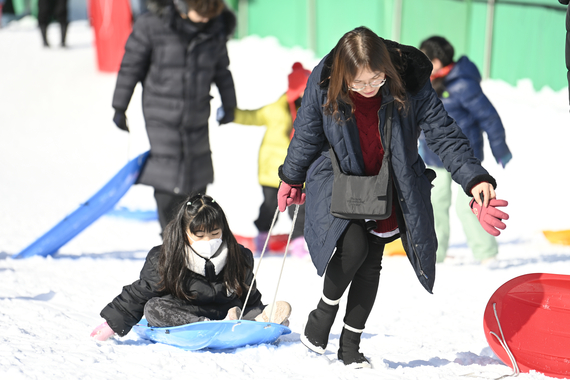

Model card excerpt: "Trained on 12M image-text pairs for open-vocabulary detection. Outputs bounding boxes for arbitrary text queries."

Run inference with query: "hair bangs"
[188,206,222,234]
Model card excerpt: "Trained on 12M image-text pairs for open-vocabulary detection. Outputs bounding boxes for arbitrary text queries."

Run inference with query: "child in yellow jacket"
[233,63,310,257]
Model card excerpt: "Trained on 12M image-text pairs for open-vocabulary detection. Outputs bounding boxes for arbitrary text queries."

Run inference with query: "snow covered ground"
[1,20,570,380]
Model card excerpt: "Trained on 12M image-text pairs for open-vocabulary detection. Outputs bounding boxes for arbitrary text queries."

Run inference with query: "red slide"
[89,0,132,72]
[483,273,570,378]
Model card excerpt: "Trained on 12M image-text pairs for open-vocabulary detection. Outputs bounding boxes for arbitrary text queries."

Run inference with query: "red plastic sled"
[483,273,570,379]
[234,234,289,254]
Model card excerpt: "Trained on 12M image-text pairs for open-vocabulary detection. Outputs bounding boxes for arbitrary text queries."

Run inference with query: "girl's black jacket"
[100,245,262,337]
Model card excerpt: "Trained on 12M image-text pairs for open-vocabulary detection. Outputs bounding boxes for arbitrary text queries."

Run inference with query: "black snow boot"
[40,24,49,47]
[300,299,339,354]
[338,327,372,368]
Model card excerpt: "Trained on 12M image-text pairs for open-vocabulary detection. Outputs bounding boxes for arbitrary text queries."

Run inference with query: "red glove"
[470,198,509,236]
[277,182,306,212]
[90,321,115,341]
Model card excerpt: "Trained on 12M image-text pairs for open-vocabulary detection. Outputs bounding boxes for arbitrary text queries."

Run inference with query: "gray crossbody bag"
[329,102,393,220]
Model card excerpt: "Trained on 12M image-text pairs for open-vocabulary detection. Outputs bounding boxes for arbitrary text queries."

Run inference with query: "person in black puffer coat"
[90,194,291,341]
[111,0,237,233]
[278,27,509,368]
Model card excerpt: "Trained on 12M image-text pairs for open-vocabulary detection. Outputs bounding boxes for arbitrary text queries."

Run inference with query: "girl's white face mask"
[188,235,223,259]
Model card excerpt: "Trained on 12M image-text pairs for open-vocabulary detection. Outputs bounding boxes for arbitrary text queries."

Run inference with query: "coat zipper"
[379,102,428,281]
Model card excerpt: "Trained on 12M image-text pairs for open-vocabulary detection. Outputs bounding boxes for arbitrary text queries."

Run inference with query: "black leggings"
[323,221,398,330]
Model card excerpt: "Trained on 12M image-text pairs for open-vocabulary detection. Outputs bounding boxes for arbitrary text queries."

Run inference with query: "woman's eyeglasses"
[349,77,386,92]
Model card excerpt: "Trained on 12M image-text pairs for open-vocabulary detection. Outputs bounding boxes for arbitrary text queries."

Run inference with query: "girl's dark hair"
[323,26,407,120]
[158,193,251,301]
[419,36,455,67]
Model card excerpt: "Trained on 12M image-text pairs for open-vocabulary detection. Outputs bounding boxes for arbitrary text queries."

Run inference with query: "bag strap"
[329,101,394,174]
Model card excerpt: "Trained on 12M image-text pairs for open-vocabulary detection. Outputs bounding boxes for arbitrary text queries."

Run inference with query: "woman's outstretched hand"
[90,321,115,341]
[469,198,509,236]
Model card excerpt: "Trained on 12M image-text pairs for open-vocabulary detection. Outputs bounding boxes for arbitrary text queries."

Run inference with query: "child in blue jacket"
[418,36,512,264]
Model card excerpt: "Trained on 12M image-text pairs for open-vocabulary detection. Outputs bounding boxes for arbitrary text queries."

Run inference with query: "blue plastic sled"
[13,151,150,259]
[133,318,291,351]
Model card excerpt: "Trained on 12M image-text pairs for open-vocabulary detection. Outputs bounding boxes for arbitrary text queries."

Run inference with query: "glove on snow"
[277,182,305,212]
[113,110,129,132]
[470,198,509,236]
[216,106,235,125]
[90,321,116,341]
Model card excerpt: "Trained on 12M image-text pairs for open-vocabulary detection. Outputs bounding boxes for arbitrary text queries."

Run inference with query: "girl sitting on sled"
[91,194,291,341]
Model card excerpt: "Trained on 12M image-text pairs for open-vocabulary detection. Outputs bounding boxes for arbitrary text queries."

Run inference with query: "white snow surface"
[1,21,570,380]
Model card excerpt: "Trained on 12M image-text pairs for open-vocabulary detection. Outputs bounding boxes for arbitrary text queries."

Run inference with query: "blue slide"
[13,151,150,259]
[133,319,291,351]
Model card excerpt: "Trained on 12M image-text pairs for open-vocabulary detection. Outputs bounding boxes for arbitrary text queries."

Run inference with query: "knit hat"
[287,62,311,122]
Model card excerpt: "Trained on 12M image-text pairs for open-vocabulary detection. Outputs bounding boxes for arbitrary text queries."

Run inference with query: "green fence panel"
[399,0,470,56]
[247,0,309,51]
[492,2,566,90]
[314,0,394,57]
[235,0,568,91]
[11,0,38,17]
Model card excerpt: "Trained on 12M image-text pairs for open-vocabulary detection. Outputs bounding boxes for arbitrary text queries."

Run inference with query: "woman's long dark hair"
[323,26,407,120]
[158,194,250,301]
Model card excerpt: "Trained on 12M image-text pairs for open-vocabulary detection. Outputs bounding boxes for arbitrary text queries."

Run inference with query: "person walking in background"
[232,62,311,257]
[111,0,237,235]
[37,0,68,47]
[277,27,508,367]
[418,36,512,264]
[90,194,291,341]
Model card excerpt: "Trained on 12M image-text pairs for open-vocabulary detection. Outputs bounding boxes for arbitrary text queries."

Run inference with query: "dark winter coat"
[100,245,262,337]
[418,56,511,168]
[279,41,496,293]
[112,2,237,195]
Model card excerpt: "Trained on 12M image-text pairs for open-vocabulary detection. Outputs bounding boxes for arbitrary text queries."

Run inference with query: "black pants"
[254,186,305,239]
[37,0,68,25]
[154,187,206,233]
[323,220,399,330]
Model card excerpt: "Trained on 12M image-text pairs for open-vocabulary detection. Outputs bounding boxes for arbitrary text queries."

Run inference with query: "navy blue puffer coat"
[279,43,496,293]
[418,56,511,167]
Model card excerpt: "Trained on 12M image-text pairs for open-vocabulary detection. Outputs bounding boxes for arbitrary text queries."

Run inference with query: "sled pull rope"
[239,206,290,322]
[489,302,520,379]
[265,204,298,324]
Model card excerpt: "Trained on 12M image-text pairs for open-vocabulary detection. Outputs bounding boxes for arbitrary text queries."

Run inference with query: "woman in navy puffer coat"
[277,27,505,367]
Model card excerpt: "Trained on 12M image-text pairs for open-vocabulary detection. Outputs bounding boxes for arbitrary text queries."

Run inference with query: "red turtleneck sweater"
[349,91,398,234]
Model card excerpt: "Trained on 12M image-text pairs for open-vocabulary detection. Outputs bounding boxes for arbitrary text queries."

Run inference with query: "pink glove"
[277,182,306,212]
[90,321,115,341]
[470,198,509,236]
